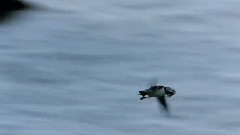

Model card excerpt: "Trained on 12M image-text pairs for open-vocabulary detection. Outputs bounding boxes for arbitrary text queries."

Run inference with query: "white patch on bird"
[147,87,165,97]
[155,87,165,97]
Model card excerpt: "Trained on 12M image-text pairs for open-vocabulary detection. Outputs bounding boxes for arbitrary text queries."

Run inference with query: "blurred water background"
[1,0,240,135]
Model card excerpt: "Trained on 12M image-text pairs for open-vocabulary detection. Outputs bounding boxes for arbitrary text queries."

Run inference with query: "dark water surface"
[1,0,240,135]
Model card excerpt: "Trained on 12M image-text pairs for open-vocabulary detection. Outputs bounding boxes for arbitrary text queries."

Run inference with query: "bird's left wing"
[157,96,168,112]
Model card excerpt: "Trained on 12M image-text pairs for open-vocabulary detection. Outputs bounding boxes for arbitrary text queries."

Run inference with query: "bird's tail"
[139,91,147,96]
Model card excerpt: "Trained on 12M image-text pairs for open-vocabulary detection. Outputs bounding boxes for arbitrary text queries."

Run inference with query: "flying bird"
[138,86,176,112]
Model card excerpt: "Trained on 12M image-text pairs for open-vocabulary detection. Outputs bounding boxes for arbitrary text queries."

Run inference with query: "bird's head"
[164,87,176,97]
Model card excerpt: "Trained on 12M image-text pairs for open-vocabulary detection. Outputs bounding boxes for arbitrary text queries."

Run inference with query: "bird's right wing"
[157,96,168,112]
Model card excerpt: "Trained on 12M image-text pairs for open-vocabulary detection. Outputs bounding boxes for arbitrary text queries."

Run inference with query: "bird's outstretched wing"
[157,96,168,112]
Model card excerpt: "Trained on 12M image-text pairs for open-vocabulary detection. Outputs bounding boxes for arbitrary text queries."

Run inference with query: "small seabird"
[138,86,176,112]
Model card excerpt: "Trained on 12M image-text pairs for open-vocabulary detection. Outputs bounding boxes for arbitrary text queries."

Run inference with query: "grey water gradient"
[1,0,240,134]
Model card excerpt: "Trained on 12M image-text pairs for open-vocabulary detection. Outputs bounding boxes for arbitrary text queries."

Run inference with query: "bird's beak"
[167,90,176,97]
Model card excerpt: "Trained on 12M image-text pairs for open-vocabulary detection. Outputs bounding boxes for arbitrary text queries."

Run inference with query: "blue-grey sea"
[1,0,240,135]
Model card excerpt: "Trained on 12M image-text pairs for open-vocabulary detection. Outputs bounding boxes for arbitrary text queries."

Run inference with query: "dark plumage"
[0,0,30,22]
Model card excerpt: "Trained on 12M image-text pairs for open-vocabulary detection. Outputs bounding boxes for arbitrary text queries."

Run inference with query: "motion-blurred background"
[1,0,240,135]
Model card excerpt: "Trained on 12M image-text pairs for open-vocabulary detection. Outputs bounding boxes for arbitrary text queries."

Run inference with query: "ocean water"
[1,0,240,135]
